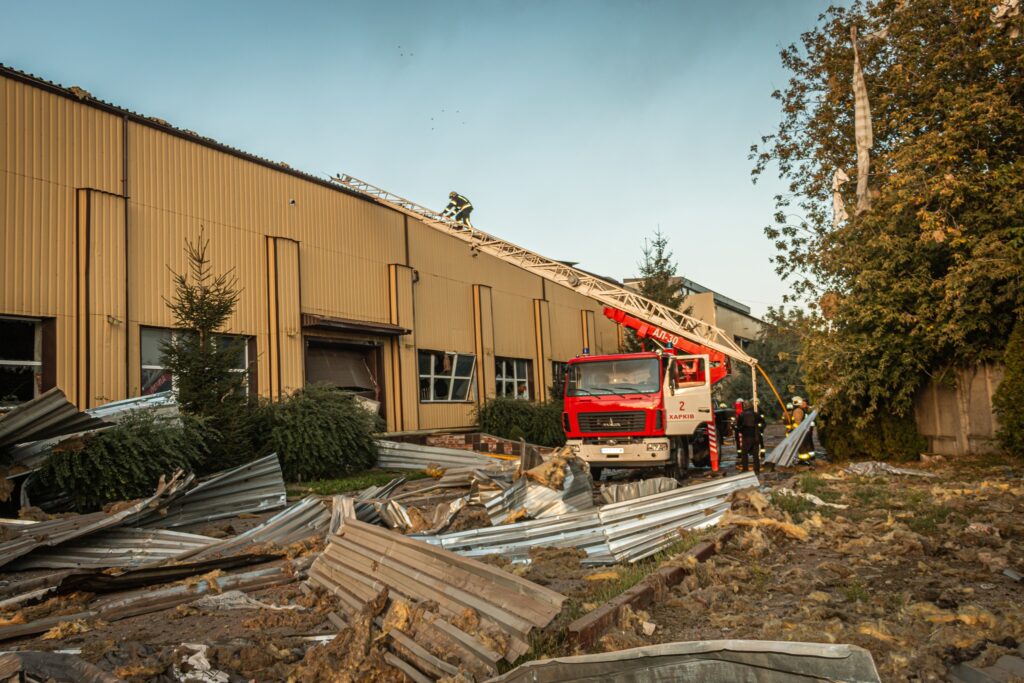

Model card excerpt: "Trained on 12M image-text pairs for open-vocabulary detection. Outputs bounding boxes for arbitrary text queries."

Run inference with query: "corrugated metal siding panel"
[593,314,619,355]
[88,192,127,406]
[413,274,475,352]
[128,123,401,328]
[406,219,542,297]
[0,77,121,194]
[126,204,265,334]
[274,239,303,395]
[1,174,74,317]
[299,246,390,324]
[418,402,476,430]
[491,290,535,360]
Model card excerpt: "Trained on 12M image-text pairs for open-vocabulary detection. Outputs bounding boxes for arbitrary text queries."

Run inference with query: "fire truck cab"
[562,350,713,479]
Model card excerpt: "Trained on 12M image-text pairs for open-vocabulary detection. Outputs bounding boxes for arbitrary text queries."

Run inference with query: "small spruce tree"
[625,229,685,351]
[161,229,252,470]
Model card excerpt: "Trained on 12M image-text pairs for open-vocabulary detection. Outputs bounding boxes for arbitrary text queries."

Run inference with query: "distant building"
[623,276,763,348]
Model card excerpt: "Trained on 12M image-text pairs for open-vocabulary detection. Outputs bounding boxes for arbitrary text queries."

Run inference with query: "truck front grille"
[577,411,646,432]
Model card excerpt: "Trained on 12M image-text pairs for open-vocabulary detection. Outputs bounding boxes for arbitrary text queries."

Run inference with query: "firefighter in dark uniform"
[442,191,473,228]
[737,399,762,475]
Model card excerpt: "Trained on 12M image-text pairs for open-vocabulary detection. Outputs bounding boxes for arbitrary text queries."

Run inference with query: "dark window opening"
[418,350,475,402]
[0,317,43,407]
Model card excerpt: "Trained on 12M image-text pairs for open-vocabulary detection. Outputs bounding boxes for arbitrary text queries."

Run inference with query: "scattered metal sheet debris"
[601,477,679,504]
[376,439,517,471]
[136,453,287,529]
[308,518,566,678]
[845,461,938,478]
[422,473,759,565]
[54,554,280,595]
[765,409,818,467]
[0,388,108,451]
[4,392,178,471]
[351,476,405,525]
[0,650,121,683]
[484,456,593,524]
[180,496,330,561]
[0,557,314,641]
[375,496,468,534]
[0,471,193,570]
[7,527,217,570]
[485,640,881,682]
[83,391,178,424]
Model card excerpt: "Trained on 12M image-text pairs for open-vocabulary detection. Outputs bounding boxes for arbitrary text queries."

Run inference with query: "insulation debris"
[846,461,939,478]
[307,518,566,679]
[485,454,594,524]
[601,477,679,504]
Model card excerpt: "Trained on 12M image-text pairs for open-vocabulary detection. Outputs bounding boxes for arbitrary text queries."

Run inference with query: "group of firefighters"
[729,395,815,475]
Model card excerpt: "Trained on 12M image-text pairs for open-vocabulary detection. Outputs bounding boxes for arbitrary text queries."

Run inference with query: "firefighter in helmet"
[441,191,474,228]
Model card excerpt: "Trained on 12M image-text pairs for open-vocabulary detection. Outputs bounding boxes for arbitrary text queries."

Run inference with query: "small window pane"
[141,328,170,367]
[0,320,36,362]
[420,377,431,400]
[451,378,469,401]
[216,335,247,370]
[515,360,528,378]
[142,368,173,395]
[418,352,431,375]
[455,355,474,377]
[0,365,38,405]
[433,377,450,401]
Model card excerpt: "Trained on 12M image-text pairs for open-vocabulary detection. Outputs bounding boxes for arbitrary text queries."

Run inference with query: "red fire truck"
[562,307,730,480]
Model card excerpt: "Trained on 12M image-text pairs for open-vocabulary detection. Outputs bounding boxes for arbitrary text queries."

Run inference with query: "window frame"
[140,326,252,396]
[551,360,569,399]
[417,349,476,403]
[495,356,533,401]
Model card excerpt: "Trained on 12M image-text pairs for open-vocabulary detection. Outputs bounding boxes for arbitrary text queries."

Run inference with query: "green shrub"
[819,411,926,462]
[477,397,566,448]
[993,320,1024,457]
[37,412,206,511]
[254,384,382,481]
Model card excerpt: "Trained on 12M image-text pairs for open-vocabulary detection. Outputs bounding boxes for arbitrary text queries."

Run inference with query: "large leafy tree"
[752,0,1024,431]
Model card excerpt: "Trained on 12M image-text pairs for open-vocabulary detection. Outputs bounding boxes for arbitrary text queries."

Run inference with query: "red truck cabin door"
[663,354,713,436]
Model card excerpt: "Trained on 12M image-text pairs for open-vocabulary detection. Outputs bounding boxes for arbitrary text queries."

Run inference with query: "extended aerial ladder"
[329,173,762,405]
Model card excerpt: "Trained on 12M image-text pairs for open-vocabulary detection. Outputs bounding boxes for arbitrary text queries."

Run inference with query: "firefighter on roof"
[441,192,473,228]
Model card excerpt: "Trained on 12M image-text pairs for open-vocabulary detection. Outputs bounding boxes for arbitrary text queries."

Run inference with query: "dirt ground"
[595,453,1024,681]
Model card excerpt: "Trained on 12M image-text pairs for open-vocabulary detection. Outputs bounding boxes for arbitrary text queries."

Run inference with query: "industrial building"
[0,65,622,432]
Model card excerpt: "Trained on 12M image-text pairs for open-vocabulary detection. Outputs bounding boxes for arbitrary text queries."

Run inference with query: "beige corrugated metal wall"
[86,191,127,407]
[2,69,622,433]
[914,364,1004,456]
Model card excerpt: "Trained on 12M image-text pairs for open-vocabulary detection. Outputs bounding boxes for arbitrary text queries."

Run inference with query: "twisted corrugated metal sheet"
[420,473,759,565]
[136,453,287,529]
[766,409,818,467]
[376,440,516,471]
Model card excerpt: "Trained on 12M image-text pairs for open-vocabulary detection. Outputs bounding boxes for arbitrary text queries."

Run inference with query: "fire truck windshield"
[566,358,660,396]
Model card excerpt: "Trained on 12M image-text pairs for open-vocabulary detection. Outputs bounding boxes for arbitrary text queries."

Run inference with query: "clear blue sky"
[3,0,834,317]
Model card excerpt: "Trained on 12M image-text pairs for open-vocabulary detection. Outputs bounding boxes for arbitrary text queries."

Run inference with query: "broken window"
[496,357,532,400]
[141,327,251,396]
[0,317,42,407]
[418,350,475,402]
[305,341,380,402]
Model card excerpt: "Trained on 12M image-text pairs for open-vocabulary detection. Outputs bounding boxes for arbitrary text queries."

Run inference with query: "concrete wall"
[913,364,1004,456]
